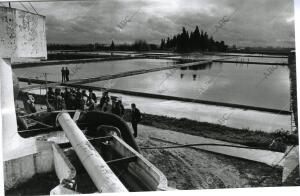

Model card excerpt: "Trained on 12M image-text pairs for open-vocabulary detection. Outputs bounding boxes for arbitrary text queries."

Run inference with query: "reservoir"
[13,58,177,82]
[14,55,292,132]
[86,61,290,110]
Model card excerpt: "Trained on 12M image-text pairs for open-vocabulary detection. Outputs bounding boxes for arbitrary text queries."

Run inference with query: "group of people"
[61,67,70,82]
[47,87,99,112]
[45,87,142,137]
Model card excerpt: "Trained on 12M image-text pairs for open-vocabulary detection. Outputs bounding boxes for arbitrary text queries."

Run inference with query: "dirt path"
[135,125,282,190]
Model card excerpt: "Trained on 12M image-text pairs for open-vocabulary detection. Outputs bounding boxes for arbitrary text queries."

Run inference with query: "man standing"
[131,103,142,138]
[61,67,65,82]
[65,67,70,81]
[88,89,97,103]
[23,93,37,114]
[99,91,110,112]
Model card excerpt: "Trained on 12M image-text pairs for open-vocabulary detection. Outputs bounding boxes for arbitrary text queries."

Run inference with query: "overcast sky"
[9,0,295,47]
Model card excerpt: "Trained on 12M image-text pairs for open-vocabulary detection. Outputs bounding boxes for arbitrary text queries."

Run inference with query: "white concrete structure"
[1,6,47,159]
[1,6,48,190]
[57,112,128,193]
[0,6,47,58]
[1,58,28,159]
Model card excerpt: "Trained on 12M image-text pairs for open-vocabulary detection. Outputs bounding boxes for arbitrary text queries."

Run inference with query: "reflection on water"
[234,56,288,64]
[88,61,290,110]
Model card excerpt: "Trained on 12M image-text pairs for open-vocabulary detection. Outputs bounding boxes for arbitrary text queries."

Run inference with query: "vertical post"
[44,73,48,99]
[0,58,25,158]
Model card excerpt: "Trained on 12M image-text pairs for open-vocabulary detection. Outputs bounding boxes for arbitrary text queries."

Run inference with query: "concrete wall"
[4,142,54,190]
[0,6,47,59]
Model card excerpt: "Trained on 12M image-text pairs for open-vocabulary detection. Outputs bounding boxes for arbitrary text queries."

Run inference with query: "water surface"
[13,59,176,82]
[87,61,290,110]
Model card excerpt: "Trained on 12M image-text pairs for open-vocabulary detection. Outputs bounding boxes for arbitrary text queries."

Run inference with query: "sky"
[5,0,296,47]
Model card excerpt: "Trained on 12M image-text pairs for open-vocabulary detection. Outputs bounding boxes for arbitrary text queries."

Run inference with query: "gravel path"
[135,124,282,190]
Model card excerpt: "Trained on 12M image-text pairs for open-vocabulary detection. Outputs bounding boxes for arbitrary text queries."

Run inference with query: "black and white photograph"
[0,0,299,195]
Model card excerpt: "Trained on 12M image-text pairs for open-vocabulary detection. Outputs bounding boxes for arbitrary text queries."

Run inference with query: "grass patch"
[123,110,298,152]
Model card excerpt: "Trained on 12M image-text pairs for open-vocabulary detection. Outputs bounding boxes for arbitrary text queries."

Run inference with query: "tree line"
[160,26,228,52]
[47,26,228,53]
[109,40,159,51]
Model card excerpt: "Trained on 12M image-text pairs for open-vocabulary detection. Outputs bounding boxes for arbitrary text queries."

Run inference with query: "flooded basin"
[87,61,290,111]
[13,59,177,83]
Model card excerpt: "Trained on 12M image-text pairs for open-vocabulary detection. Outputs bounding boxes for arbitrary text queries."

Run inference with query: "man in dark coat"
[88,89,97,103]
[61,67,65,82]
[65,67,70,81]
[131,103,142,138]
[75,88,82,109]
[112,100,124,117]
[99,91,110,112]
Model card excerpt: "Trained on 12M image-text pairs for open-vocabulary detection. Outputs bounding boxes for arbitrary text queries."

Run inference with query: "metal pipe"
[57,112,128,193]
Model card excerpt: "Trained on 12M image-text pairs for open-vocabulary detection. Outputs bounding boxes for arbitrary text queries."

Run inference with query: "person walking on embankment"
[131,103,142,138]
[61,67,66,82]
[65,67,70,81]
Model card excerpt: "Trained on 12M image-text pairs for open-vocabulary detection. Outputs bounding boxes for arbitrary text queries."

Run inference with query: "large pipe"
[57,112,128,193]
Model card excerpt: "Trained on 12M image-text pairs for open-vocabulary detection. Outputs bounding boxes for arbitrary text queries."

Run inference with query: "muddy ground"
[135,126,284,190]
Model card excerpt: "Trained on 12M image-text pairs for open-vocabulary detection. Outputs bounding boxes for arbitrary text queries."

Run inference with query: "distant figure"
[63,88,70,102]
[55,95,64,110]
[82,89,89,99]
[68,89,76,110]
[89,89,97,103]
[99,91,110,112]
[47,87,55,104]
[23,93,37,114]
[193,74,197,81]
[75,88,82,109]
[112,99,124,117]
[53,88,64,110]
[86,97,96,111]
[131,103,142,138]
[111,97,117,113]
[61,67,66,82]
[82,96,88,110]
[65,67,70,81]
[45,96,55,112]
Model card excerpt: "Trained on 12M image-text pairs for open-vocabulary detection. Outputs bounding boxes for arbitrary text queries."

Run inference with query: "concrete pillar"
[0,58,27,159]
[0,6,47,160]
[57,112,128,193]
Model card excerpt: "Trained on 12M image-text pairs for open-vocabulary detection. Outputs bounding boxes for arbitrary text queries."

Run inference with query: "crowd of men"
[22,86,142,137]
[44,87,142,137]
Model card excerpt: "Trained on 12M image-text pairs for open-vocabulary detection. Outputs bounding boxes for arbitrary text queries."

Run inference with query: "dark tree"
[160,39,166,50]
[159,26,228,53]
[132,40,150,51]
[110,40,115,50]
